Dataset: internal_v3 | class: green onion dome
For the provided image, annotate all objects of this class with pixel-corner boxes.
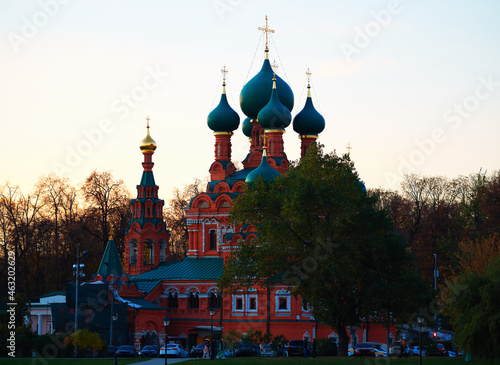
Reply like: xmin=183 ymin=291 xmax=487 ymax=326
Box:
xmin=245 ymin=149 xmax=281 ymax=186
xmin=257 ymin=77 xmax=292 ymax=130
xmin=207 ymin=85 xmax=240 ymax=133
xmin=293 ymin=86 xmax=325 ymax=136
xmin=242 ymin=117 xmax=253 ymax=137
xmin=240 ymin=58 xmax=294 ymax=119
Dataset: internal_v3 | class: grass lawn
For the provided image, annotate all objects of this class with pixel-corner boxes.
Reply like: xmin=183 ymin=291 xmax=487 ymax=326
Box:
xmin=0 ymin=358 xmax=148 ymax=365
xmin=188 ymin=356 xmax=500 ymax=365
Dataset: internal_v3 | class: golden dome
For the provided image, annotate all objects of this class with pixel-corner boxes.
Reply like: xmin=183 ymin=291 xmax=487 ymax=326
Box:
xmin=140 ymin=117 xmax=157 ymax=153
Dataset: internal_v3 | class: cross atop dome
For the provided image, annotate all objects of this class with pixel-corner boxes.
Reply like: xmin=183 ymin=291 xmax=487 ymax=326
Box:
xmin=221 ymin=65 xmax=228 ymax=86
xmin=259 ymin=15 xmax=275 ymax=54
xmin=271 ymin=59 xmax=279 ymax=72
xmin=306 ymin=68 xmax=312 ymax=86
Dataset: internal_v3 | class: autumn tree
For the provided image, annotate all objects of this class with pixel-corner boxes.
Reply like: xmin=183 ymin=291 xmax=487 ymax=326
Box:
xmin=220 ymin=144 xmax=427 ymax=356
xmin=80 ymin=170 xmax=130 ymax=271
xmin=164 ymin=178 xmax=205 ymax=260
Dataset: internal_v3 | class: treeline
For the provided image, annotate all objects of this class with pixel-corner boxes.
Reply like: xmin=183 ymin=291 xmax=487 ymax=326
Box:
xmin=0 ymin=171 xmax=131 ymax=298
xmin=372 ymin=171 xmax=500 ymax=284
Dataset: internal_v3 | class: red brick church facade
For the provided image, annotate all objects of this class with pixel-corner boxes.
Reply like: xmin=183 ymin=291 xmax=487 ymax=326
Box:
xmin=93 ymin=19 xmax=396 ymax=351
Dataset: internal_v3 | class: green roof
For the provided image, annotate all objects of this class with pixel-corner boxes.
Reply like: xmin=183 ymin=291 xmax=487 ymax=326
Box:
xmin=131 ymin=257 xmax=224 ymax=282
xmin=97 ymin=239 xmax=124 ymax=277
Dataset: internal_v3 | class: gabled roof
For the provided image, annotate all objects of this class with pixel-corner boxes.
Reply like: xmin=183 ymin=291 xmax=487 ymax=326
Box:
xmin=96 ymin=239 xmax=124 ymax=277
xmin=131 ymin=257 xmax=224 ymax=282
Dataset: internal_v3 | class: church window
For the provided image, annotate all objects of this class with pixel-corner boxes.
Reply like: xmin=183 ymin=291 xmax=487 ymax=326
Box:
xmin=233 ymin=295 xmax=244 ymax=311
xmin=168 ymin=292 xmax=178 ymax=309
xmin=209 ymin=292 xmax=222 ymax=309
xmin=276 ymin=289 xmax=291 ymax=312
xmin=188 ymin=292 xmax=199 ymax=309
xmin=209 ymin=229 xmax=217 ymax=251
xmin=217 ymin=143 xmax=220 ymax=157
xmin=270 ymin=140 xmax=274 ymax=154
xmin=130 ymin=242 xmax=137 ymax=265
xmin=247 ymin=295 xmax=258 ymax=311
xmin=144 ymin=240 xmax=154 ymax=265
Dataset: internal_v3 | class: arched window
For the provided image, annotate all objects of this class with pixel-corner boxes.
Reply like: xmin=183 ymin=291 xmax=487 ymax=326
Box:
xmin=168 ymin=292 xmax=178 ymax=309
xmin=129 ymin=241 xmax=138 ymax=265
xmin=144 ymin=240 xmax=154 ymax=265
xmin=209 ymin=230 xmax=217 ymax=251
xmin=209 ymin=292 xmax=221 ymax=309
xmin=188 ymin=292 xmax=199 ymax=309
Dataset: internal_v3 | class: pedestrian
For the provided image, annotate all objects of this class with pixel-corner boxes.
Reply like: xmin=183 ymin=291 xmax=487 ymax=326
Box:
xmin=303 ymin=337 xmax=308 ymax=358
xmin=203 ymin=340 xmax=210 ymax=359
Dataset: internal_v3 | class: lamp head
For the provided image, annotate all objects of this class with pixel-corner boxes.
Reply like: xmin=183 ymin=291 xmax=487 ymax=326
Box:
xmin=163 ymin=316 xmax=170 ymax=327
xmin=112 ymin=313 xmax=118 ymax=321
xmin=209 ymin=307 xmax=215 ymax=316
xmin=417 ymin=313 xmax=424 ymax=324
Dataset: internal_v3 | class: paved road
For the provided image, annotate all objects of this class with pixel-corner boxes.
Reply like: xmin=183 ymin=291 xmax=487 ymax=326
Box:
xmin=139 ymin=358 xmax=195 ymax=364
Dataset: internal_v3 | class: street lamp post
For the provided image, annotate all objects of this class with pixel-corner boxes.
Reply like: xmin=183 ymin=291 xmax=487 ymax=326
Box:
xmin=112 ymin=313 xmax=118 ymax=365
xmin=72 ymin=245 xmax=87 ymax=358
xmin=209 ymin=307 xmax=214 ymax=360
xmin=417 ymin=314 xmax=424 ymax=365
xmin=163 ymin=316 xmax=170 ymax=365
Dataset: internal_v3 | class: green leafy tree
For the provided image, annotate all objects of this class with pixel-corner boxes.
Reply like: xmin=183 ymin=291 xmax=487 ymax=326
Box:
xmin=446 ymin=255 xmax=500 ymax=360
xmin=220 ymin=144 xmax=427 ymax=356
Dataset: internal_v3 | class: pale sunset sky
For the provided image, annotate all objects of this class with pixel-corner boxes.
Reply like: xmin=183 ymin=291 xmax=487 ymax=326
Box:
xmin=1 ymin=0 xmax=499 ymax=200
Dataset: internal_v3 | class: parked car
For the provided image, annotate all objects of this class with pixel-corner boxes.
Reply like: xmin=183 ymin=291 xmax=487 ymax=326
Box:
xmin=234 ymin=342 xmax=257 ymax=357
xmin=412 ymin=346 xmax=426 ymax=356
xmin=139 ymin=345 xmax=159 ymax=358
xmin=160 ymin=344 xmax=189 ymax=358
xmin=373 ymin=344 xmax=388 ymax=357
xmin=261 ymin=343 xmax=288 ymax=357
xmin=288 ymin=339 xmax=312 ymax=356
xmin=116 ymin=345 xmax=138 ymax=357
xmin=354 ymin=342 xmax=376 ymax=356
xmin=426 ymin=343 xmax=448 ymax=356
xmin=261 ymin=344 xmax=279 ymax=357
xmin=389 ymin=341 xmax=402 ymax=356
xmin=190 ymin=342 xmax=206 ymax=358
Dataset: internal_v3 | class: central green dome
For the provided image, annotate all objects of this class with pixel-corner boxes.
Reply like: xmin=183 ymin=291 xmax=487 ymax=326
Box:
xmin=240 ymin=58 xmax=294 ymax=119
xmin=245 ymin=150 xmax=281 ymax=186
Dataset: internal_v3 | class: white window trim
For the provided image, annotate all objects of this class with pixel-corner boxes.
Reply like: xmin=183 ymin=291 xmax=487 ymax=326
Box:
xmin=232 ymin=295 xmax=244 ymax=312
xmin=275 ymin=295 xmax=291 ymax=312
xmin=246 ymin=294 xmax=258 ymax=312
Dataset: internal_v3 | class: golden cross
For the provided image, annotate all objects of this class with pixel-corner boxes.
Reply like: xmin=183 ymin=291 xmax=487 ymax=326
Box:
xmin=347 ymin=142 xmax=352 ymax=155
xmin=258 ymin=15 xmax=275 ymax=51
xmin=146 ymin=116 xmax=150 ymax=128
xmin=221 ymin=65 xmax=228 ymax=84
xmin=306 ymin=68 xmax=312 ymax=86
xmin=271 ymin=59 xmax=279 ymax=72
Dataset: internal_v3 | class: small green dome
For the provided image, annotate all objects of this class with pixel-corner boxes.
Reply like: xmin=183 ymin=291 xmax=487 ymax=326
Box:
xmin=293 ymin=91 xmax=325 ymax=135
xmin=242 ymin=117 xmax=253 ymax=137
xmin=207 ymin=90 xmax=240 ymax=133
xmin=245 ymin=150 xmax=281 ymax=186
xmin=240 ymin=58 xmax=294 ymax=119
xmin=257 ymin=80 xmax=292 ymax=130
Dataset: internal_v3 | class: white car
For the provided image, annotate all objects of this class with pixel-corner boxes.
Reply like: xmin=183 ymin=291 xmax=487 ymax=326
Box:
xmin=412 ymin=346 xmax=426 ymax=356
xmin=159 ymin=344 xmax=189 ymax=358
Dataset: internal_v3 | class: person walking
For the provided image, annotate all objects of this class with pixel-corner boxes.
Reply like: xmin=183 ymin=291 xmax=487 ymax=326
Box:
xmin=303 ymin=337 xmax=309 ymax=358
xmin=203 ymin=340 xmax=210 ymax=359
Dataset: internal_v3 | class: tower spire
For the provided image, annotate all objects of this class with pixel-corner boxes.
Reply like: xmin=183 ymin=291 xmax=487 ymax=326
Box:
xmin=347 ymin=142 xmax=352 ymax=156
xmin=221 ymin=65 xmax=228 ymax=93
xmin=306 ymin=67 xmax=312 ymax=97
xmin=258 ymin=15 xmax=275 ymax=57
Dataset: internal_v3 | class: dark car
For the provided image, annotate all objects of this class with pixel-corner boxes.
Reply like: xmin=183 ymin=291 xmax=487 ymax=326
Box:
xmin=426 ymin=343 xmax=448 ymax=356
xmin=190 ymin=343 xmax=206 ymax=358
xmin=234 ymin=342 xmax=257 ymax=357
xmin=139 ymin=345 xmax=159 ymax=358
xmin=354 ymin=343 xmax=376 ymax=357
xmin=288 ymin=340 xmax=312 ymax=356
xmin=116 ymin=345 xmax=138 ymax=357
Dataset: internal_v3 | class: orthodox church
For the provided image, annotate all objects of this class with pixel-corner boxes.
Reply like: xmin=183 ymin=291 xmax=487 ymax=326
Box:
xmin=83 ymin=18 xmax=395 ymax=350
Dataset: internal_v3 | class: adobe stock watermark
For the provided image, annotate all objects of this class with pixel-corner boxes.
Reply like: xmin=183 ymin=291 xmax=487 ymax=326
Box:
xmin=51 ymin=64 xmax=169 ymax=176
xmin=339 ymin=0 xmax=407 ymax=62
xmin=385 ymin=74 xmax=499 ymax=189
xmin=7 ymin=0 xmax=72 ymax=54
xmin=213 ymin=0 xmax=243 ymax=21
